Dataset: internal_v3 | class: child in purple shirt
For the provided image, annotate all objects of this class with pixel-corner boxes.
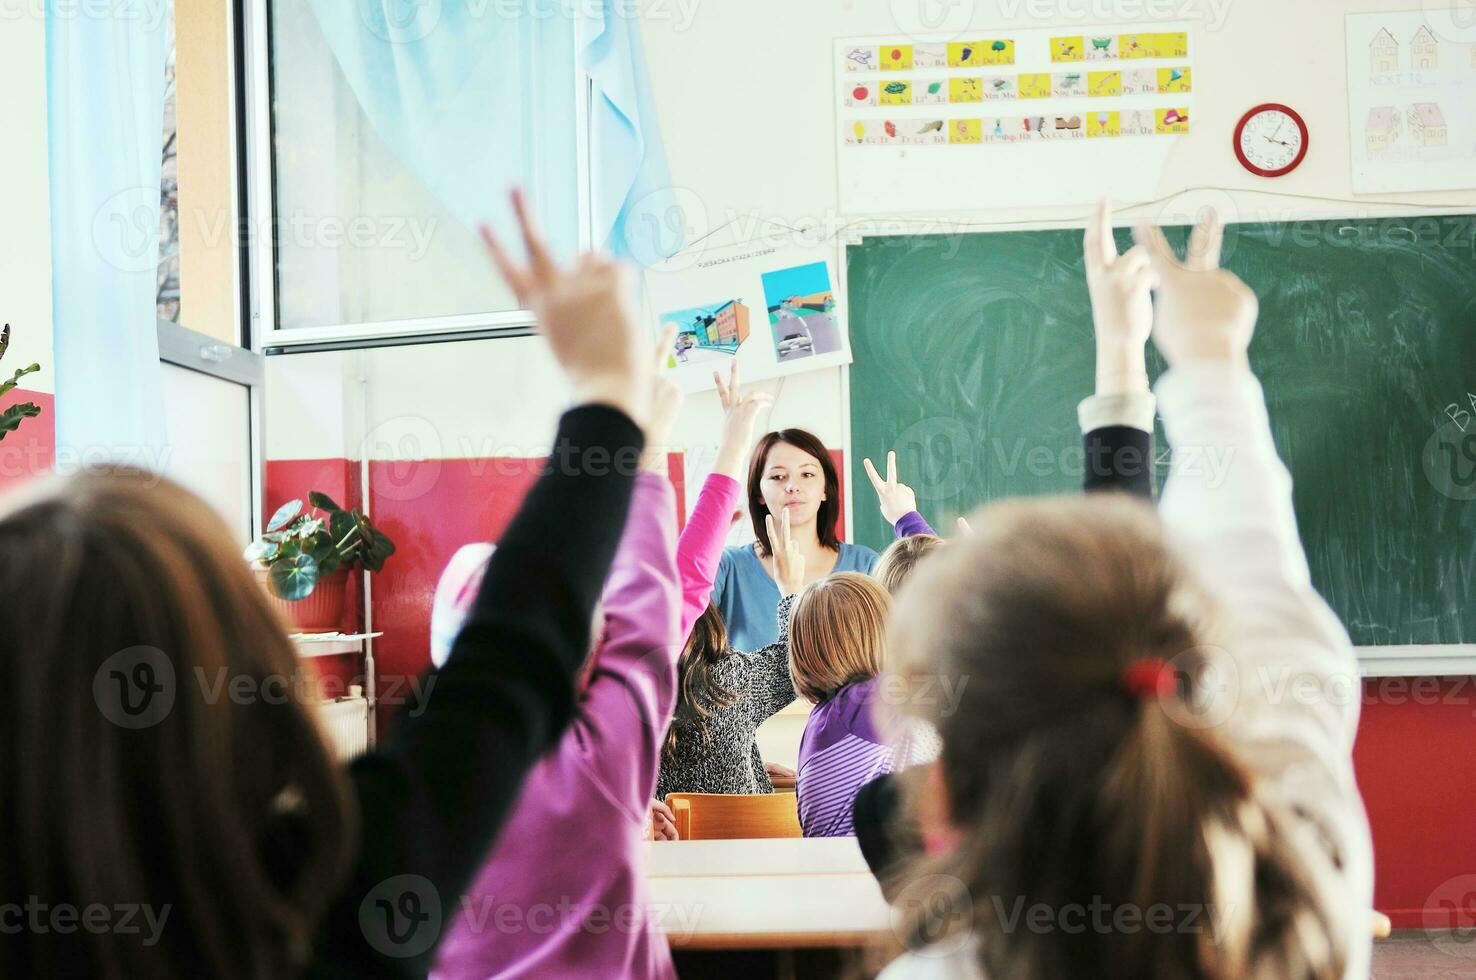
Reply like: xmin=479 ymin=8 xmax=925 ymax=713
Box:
xmin=787 ymin=572 xmax=938 ymax=837
xmin=429 ymin=464 xmax=681 ymax=979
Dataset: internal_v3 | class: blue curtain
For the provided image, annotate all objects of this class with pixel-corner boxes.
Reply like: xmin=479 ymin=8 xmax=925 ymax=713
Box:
xmin=45 ymin=2 xmax=168 ymax=463
xmin=579 ymin=3 xmax=680 ymax=264
xmin=306 ymin=0 xmax=679 ymax=264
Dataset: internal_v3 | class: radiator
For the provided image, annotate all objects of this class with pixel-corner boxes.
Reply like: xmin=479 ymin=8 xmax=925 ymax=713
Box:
xmin=317 ymin=697 xmax=369 ymax=759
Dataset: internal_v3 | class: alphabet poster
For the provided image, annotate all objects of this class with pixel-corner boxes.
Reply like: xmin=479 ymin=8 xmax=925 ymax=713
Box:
xmin=835 ymin=23 xmax=1194 ymax=214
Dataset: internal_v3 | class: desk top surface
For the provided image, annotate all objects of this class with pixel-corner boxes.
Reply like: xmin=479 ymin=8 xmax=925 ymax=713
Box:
xmin=643 ymin=837 xmax=891 ymax=949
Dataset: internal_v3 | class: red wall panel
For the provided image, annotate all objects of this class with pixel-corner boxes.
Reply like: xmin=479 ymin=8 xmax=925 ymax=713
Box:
xmin=1352 ymin=676 xmax=1476 ymax=928
xmin=0 ymin=389 xmax=55 ymax=497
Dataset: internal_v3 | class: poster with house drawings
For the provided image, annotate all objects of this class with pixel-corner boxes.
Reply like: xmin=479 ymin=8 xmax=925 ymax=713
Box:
xmin=1347 ymin=12 xmax=1476 ymax=193
xmin=644 ymin=241 xmax=852 ymax=393
xmin=835 ymin=23 xmax=1194 ymax=213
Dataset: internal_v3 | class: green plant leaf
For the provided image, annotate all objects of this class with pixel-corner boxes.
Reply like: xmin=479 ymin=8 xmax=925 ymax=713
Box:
xmin=266 ymin=499 xmax=303 ymax=532
xmin=243 ymin=539 xmax=278 ymax=564
xmin=0 ymin=324 xmax=9 ymax=363
xmin=0 ymin=402 xmax=41 ymax=442
xmin=360 ymin=529 xmax=397 ymax=573
xmin=269 ymin=553 xmax=319 ymax=600
xmin=277 ymin=538 xmax=302 ymax=560
xmin=0 ymin=363 xmax=40 ymax=401
xmin=308 ymin=490 xmax=344 ymax=513
xmin=329 ymin=510 xmax=357 ymax=544
xmin=296 ymin=517 xmax=326 ymax=540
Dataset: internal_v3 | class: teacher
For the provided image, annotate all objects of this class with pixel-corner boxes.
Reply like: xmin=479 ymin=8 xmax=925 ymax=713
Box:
xmin=711 ymin=427 xmax=879 ymax=651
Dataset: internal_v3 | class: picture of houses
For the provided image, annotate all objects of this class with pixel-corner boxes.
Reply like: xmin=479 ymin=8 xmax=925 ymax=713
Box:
xmin=1370 ymin=27 xmax=1398 ymax=72
xmin=661 ymin=299 xmax=751 ymax=365
xmin=1369 ymin=25 xmax=1442 ymax=73
xmin=1408 ymin=102 xmax=1447 ymax=146
xmin=1411 ymin=25 xmax=1438 ymax=70
xmin=1366 ymin=106 xmax=1401 ymax=155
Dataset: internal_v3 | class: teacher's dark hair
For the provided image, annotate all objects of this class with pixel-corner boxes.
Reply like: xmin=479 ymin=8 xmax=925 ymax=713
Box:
xmin=747 ymin=428 xmax=841 ymax=558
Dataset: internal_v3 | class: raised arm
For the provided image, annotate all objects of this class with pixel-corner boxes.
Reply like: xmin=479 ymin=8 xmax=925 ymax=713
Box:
xmin=863 ymin=451 xmax=937 ymax=537
xmin=577 ymin=460 xmax=681 ymax=809
xmin=1138 ymin=211 xmax=1372 ymax=975
xmin=1082 ymin=198 xmax=1157 ymax=499
xmin=674 ymin=362 xmax=771 ymax=638
xmin=744 ymin=510 xmax=806 ymax=720
xmin=313 ymin=191 xmax=653 ymax=977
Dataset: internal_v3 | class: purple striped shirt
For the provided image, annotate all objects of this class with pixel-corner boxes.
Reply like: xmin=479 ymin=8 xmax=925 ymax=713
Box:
xmin=795 ymin=677 xmax=937 ymax=837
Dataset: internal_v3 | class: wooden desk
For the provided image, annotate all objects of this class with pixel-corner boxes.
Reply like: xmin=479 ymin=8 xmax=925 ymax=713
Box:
xmin=644 ymin=837 xmax=891 ymax=950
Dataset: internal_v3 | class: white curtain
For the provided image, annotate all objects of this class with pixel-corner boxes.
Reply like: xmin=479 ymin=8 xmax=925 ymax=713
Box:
xmin=46 ymin=1 xmax=169 ymax=465
xmin=306 ymin=0 xmax=680 ymax=264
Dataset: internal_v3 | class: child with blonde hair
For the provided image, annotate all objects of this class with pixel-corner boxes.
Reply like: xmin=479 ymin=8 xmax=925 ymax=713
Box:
xmin=788 ymin=565 xmax=937 ymax=837
xmin=878 ymin=210 xmax=1372 ymax=979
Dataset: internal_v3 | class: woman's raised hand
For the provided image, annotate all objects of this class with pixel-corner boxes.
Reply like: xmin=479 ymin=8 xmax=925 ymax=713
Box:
xmin=712 ymin=361 xmax=773 ymax=479
xmin=863 ymin=451 xmax=919 ymax=526
xmin=765 ymin=508 xmax=806 ymax=596
xmin=1134 ymin=209 xmax=1257 ymax=368
xmin=481 ymin=189 xmax=651 ymax=428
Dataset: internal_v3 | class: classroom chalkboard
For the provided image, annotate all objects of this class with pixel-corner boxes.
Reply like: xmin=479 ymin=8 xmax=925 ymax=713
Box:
xmin=846 ymin=216 xmax=1476 ymax=647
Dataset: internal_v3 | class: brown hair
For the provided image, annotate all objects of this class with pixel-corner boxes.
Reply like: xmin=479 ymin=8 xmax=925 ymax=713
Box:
xmin=885 ymin=494 xmax=1341 ymax=980
xmin=665 ymin=602 xmax=739 ymax=761
xmin=0 ymin=470 xmax=356 ymax=979
xmin=788 ymin=572 xmax=890 ymax=704
xmin=746 ymin=429 xmax=840 ymax=558
xmin=874 ymin=533 xmax=944 ymax=595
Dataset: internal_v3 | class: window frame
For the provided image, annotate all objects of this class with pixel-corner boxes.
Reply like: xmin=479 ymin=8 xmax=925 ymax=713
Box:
xmin=240 ymin=0 xmax=595 ymax=350
xmin=155 ymin=0 xmax=265 ymax=542
xmin=157 ymin=317 xmax=266 ymax=544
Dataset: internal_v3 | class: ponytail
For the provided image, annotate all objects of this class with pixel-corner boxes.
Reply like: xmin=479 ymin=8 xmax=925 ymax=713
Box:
xmin=883 ymin=494 xmax=1345 ymax=980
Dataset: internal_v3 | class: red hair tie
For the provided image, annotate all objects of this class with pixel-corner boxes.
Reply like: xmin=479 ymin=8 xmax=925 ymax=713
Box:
xmin=1122 ymin=659 xmax=1175 ymax=700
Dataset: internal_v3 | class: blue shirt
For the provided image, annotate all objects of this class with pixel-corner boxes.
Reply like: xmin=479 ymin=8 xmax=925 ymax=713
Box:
xmin=711 ymin=541 xmax=880 ymax=652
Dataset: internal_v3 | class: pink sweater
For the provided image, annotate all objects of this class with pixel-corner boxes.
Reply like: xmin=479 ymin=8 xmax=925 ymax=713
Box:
xmin=430 ymin=472 xmax=738 ymax=979
xmin=674 ymin=473 xmax=742 ymax=637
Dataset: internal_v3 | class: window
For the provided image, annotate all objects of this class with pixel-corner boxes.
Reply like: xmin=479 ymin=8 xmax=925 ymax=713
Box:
xmin=249 ymin=0 xmax=589 ymax=347
xmin=157 ymin=0 xmax=264 ymax=541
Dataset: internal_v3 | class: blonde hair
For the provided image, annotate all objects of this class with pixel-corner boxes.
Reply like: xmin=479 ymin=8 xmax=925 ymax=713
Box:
xmin=885 ymin=494 xmax=1342 ymax=980
xmin=874 ymin=533 xmax=944 ymax=594
xmin=788 ymin=572 xmax=890 ymax=704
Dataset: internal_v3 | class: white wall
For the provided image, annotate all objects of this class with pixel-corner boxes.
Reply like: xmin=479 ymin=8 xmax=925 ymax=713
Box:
xmin=0 ymin=9 xmax=54 ymax=388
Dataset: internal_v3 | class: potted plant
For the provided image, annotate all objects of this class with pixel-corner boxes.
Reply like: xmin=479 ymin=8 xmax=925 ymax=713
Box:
xmin=244 ymin=491 xmax=396 ymax=631
xmin=0 ymin=324 xmax=42 ymax=443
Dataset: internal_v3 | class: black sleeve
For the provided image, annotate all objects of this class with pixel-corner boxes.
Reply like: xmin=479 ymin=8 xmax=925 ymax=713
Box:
xmin=1082 ymin=424 xmax=1154 ymax=500
xmin=309 ymin=405 xmax=644 ymax=978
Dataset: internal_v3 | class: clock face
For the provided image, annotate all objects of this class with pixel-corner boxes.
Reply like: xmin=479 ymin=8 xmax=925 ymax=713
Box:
xmin=1235 ymin=105 xmax=1308 ymax=177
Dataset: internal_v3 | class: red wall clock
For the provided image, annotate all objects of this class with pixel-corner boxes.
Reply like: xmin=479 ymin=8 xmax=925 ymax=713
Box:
xmin=1234 ymin=103 xmax=1309 ymax=177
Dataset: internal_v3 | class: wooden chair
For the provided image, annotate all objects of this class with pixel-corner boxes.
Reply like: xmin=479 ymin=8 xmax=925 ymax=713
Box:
xmin=664 ymin=792 xmax=803 ymax=840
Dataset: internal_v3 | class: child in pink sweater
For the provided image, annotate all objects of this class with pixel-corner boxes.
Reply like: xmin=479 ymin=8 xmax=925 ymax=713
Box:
xmin=429 ymin=366 xmax=769 ymax=978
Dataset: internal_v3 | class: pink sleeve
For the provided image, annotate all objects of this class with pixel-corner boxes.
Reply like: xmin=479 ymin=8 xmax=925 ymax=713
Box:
xmin=576 ymin=470 xmax=681 ymax=818
xmin=676 ymin=473 xmax=742 ymax=639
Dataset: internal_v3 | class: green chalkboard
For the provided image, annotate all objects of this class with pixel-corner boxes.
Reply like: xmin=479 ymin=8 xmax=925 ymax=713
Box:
xmin=846 ymin=216 xmax=1476 ymax=646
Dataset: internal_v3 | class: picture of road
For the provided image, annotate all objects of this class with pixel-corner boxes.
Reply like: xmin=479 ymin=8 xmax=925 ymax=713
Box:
xmin=760 ymin=261 xmax=842 ymax=363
